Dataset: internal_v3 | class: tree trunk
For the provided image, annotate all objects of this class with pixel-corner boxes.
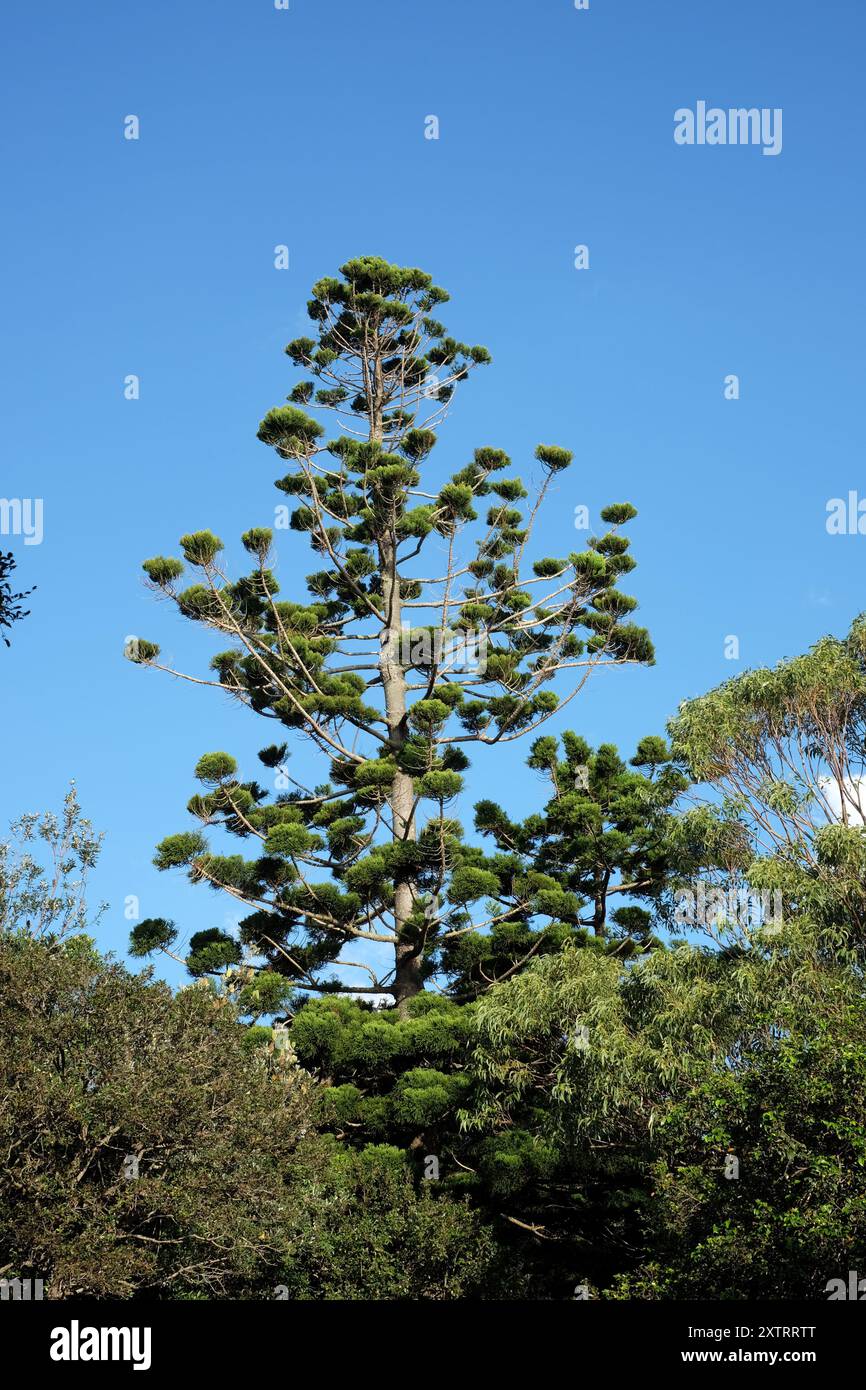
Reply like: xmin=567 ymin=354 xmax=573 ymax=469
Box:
xmin=368 ymin=354 xmax=421 ymax=1011
xmin=379 ymin=537 xmax=420 ymax=1011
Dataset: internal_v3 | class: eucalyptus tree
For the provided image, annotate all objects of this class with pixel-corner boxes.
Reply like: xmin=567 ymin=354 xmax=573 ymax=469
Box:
xmin=667 ymin=614 xmax=866 ymax=947
xmin=463 ymin=918 xmax=866 ymax=1299
xmin=0 ymin=785 xmax=105 ymax=940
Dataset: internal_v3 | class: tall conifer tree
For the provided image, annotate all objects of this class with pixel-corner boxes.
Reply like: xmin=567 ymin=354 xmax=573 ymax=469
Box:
xmin=130 ymin=257 xmax=653 ymax=1009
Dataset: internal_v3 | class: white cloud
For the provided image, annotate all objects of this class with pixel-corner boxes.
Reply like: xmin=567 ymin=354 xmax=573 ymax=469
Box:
xmin=818 ymin=776 xmax=866 ymax=827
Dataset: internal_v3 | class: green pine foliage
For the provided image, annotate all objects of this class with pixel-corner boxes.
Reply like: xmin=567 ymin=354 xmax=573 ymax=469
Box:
xmin=444 ymin=732 xmax=687 ymax=998
xmin=129 ymin=257 xmax=652 ymax=1009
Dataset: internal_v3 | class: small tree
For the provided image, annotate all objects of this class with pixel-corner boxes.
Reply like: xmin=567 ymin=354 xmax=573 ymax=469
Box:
xmin=445 ymin=732 xmax=686 ymax=997
xmin=0 ymin=785 xmax=106 ymax=940
xmin=131 ymin=256 xmax=652 ymax=1009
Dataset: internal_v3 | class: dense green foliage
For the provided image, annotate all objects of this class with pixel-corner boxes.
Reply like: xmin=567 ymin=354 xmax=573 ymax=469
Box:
xmin=0 ymin=800 xmax=526 ymax=1300
xmin=0 ymin=931 xmax=311 ymax=1298
xmin=0 ymin=930 xmax=518 ymax=1300
xmin=465 ymin=922 xmax=866 ymax=1300
xmin=6 ymin=625 xmax=866 ymax=1304
xmin=4 ymin=258 xmax=864 ymax=1302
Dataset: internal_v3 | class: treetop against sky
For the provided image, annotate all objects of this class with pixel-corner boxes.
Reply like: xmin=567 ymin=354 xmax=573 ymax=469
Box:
xmin=127 ymin=256 xmax=654 ymax=1006
xmin=1 ymin=0 xmax=864 ymax=977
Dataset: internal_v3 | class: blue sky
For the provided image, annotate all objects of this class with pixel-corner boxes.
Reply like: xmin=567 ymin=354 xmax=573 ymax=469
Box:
xmin=2 ymin=0 xmax=865 ymax=986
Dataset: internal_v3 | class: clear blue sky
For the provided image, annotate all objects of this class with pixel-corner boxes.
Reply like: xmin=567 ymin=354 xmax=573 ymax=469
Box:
xmin=2 ymin=0 xmax=865 ymax=985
